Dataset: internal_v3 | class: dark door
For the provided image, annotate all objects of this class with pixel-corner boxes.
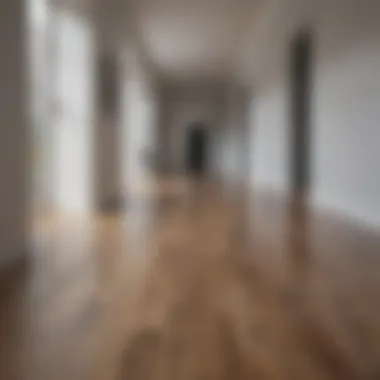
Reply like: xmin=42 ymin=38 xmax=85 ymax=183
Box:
xmin=290 ymin=31 xmax=312 ymax=194
xmin=186 ymin=126 xmax=207 ymax=175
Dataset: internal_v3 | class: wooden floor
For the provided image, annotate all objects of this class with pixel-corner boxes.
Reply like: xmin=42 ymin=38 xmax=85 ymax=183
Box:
xmin=1 ymin=178 xmax=380 ymax=380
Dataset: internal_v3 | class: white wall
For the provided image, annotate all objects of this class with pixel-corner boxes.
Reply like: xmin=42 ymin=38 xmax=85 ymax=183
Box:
xmin=93 ymin=0 xmax=129 ymax=206
xmin=313 ymin=0 xmax=380 ymax=225
xmin=239 ymin=0 xmax=297 ymax=193
xmin=53 ymin=6 xmax=95 ymax=214
xmin=242 ymin=0 xmax=380 ymax=226
xmin=215 ymin=87 xmax=239 ymax=182
xmin=0 ymin=0 xmax=28 ymax=268
xmin=120 ymin=48 xmax=159 ymax=193
xmin=251 ymin=81 xmax=289 ymax=192
xmin=218 ymin=85 xmax=253 ymax=185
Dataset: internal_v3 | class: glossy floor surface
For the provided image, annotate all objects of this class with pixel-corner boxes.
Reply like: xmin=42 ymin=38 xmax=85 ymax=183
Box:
xmin=1 ymin=178 xmax=380 ymax=380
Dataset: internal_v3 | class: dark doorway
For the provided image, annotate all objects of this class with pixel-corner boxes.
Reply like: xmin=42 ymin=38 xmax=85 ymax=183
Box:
xmin=290 ymin=30 xmax=312 ymax=195
xmin=186 ymin=125 xmax=208 ymax=175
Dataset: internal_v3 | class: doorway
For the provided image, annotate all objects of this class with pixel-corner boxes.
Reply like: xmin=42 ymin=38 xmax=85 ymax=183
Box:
xmin=186 ymin=125 xmax=208 ymax=175
xmin=290 ymin=30 xmax=312 ymax=195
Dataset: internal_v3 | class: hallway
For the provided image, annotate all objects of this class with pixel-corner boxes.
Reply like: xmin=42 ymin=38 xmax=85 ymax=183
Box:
xmin=1 ymin=179 xmax=380 ymax=380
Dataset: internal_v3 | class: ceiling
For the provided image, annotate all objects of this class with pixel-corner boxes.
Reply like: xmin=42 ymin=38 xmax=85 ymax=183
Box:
xmin=135 ymin=0 xmax=259 ymax=81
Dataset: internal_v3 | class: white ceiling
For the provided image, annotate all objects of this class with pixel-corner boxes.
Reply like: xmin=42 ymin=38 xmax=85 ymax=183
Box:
xmin=136 ymin=0 xmax=259 ymax=81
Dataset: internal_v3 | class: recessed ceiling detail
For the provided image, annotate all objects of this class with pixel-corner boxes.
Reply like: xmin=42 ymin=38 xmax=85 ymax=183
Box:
xmin=136 ymin=0 xmax=258 ymax=80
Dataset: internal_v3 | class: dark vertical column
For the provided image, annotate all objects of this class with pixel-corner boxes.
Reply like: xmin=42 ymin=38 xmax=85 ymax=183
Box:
xmin=290 ymin=31 xmax=312 ymax=194
xmin=0 ymin=0 xmax=29 ymax=268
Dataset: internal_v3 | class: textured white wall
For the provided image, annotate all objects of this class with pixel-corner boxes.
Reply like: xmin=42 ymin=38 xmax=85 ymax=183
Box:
xmin=120 ymin=49 xmax=158 ymax=192
xmin=251 ymin=81 xmax=289 ymax=192
xmin=92 ymin=0 xmax=159 ymax=202
xmin=0 ymin=0 xmax=28 ymax=268
xmin=242 ymin=0 xmax=295 ymax=193
xmin=221 ymin=86 xmax=253 ymax=185
xmin=53 ymin=8 xmax=95 ymax=213
xmin=244 ymin=0 xmax=380 ymax=226
xmin=312 ymin=0 xmax=380 ymax=225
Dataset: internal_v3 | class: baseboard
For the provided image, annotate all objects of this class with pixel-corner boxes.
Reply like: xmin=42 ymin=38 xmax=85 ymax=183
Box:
xmin=311 ymin=192 xmax=380 ymax=232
